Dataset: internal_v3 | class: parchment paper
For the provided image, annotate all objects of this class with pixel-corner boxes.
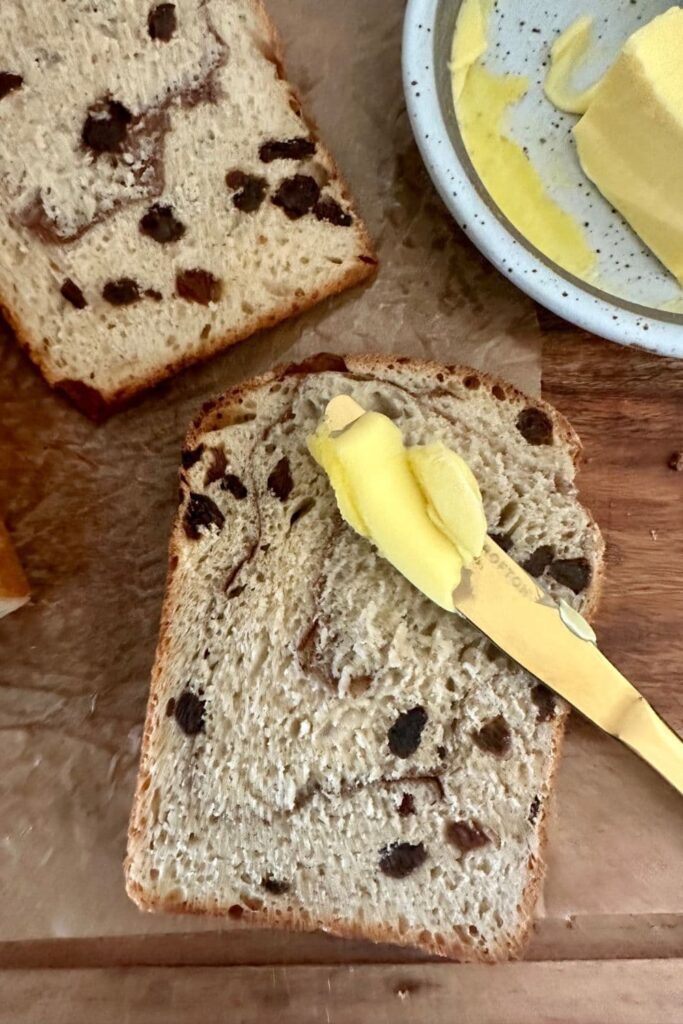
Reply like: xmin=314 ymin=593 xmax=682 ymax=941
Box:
xmin=0 ymin=0 xmax=567 ymax=943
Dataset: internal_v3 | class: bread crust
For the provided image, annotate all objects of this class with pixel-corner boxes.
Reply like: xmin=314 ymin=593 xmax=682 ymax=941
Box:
xmin=125 ymin=353 xmax=604 ymax=963
xmin=0 ymin=521 xmax=30 ymax=618
xmin=0 ymin=1 xmax=377 ymax=421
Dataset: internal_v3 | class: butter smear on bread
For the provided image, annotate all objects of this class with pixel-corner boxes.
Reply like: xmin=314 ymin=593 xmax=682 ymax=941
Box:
xmin=308 ymin=396 xmax=487 ymax=611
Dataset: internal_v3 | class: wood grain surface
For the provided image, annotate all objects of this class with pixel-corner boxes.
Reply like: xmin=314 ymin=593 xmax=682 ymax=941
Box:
xmin=3 ymin=960 xmax=682 ymax=1024
xmin=541 ymin=329 xmax=683 ymax=729
xmin=0 ymin=911 xmax=681 ymax=969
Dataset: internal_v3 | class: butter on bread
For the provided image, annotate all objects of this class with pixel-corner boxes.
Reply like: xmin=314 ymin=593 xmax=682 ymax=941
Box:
xmin=0 ymin=521 xmax=30 ymax=619
xmin=126 ymin=353 xmax=604 ymax=962
xmin=0 ymin=1 xmax=375 ymax=418
xmin=308 ymin=400 xmax=487 ymax=609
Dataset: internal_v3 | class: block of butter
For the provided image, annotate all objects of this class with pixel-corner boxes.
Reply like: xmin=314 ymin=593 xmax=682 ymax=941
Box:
xmin=574 ymin=6 xmax=683 ymax=285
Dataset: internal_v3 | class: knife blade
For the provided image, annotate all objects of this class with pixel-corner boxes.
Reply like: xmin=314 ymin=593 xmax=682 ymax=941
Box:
xmin=454 ymin=537 xmax=683 ymax=795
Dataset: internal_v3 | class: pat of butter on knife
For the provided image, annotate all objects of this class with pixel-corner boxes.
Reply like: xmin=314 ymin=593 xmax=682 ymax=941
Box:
xmin=308 ymin=395 xmax=487 ymax=611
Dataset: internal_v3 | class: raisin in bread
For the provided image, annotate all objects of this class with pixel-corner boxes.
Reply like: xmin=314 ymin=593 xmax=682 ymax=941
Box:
xmin=126 ymin=354 xmax=604 ymax=962
xmin=0 ymin=521 xmax=30 ymax=619
xmin=0 ymin=2 xmax=375 ymax=418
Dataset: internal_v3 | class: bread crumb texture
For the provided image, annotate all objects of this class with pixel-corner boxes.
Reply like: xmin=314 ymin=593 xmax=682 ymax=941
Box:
xmin=0 ymin=1 xmax=375 ymax=408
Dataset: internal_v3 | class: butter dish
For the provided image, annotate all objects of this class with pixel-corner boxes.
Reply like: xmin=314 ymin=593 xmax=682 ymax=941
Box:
xmin=403 ymin=0 xmax=683 ymax=357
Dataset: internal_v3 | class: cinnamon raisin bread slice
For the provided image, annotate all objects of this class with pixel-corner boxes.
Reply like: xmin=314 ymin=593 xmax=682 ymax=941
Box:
xmin=0 ymin=2 xmax=375 ymax=418
xmin=126 ymin=354 xmax=604 ymax=962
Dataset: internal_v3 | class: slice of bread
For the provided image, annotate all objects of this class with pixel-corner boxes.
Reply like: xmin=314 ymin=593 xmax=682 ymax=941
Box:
xmin=126 ymin=354 xmax=604 ymax=962
xmin=0 ymin=521 xmax=30 ymax=619
xmin=0 ymin=2 xmax=375 ymax=418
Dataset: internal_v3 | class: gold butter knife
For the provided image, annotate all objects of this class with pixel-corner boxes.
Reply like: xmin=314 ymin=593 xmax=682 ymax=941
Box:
xmin=454 ymin=537 xmax=683 ymax=795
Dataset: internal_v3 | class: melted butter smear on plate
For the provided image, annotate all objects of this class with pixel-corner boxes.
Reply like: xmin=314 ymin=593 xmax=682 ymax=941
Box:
xmin=451 ymin=0 xmax=596 ymax=280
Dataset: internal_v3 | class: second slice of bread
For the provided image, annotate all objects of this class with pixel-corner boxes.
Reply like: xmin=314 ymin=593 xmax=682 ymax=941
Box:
xmin=126 ymin=353 xmax=603 ymax=961
xmin=0 ymin=1 xmax=375 ymax=417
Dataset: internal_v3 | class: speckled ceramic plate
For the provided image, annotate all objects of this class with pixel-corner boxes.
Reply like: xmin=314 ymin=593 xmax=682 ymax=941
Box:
xmin=403 ymin=0 xmax=683 ymax=357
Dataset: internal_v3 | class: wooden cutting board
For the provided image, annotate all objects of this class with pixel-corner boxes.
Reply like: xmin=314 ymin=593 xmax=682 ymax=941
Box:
xmin=542 ymin=321 xmax=683 ymax=732
xmin=2 ymin=325 xmax=682 ymax=1024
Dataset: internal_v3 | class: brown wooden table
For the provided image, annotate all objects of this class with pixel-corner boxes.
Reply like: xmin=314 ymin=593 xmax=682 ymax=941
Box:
xmin=2 ymin=322 xmax=682 ymax=1024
